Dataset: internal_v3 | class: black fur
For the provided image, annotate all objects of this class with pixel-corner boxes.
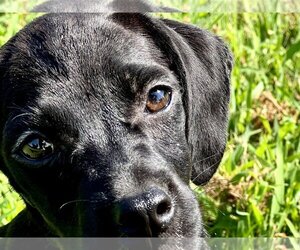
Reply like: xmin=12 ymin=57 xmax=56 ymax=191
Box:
xmin=0 ymin=7 xmax=232 ymax=246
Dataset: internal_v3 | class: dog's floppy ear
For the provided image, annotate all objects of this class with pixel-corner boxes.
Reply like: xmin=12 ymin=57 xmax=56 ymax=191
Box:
xmin=161 ymin=19 xmax=233 ymax=185
xmin=131 ymin=16 xmax=232 ymax=185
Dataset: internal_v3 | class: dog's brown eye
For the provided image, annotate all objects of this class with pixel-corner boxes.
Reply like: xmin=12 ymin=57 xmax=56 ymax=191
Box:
xmin=21 ymin=137 xmax=54 ymax=160
xmin=146 ymin=87 xmax=171 ymax=113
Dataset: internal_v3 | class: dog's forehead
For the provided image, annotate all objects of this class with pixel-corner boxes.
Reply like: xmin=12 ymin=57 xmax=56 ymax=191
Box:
xmin=0 ymin=13 xmax=177 ymax=142
xmin=16 ymin=13 xmax=156 ymax=58
xmin=3 ymin=14 xmax=170 ymax=117
xmin=12 ymin=13 xmax=163 ymax=79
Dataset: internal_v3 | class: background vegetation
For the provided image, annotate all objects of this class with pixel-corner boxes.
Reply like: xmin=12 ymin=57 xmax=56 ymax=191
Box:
xmin=0 ymin=0 xmax=299 ymax=237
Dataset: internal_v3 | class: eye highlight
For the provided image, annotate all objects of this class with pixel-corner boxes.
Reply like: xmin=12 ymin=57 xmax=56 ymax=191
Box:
xmin=21 ymin=137 xmax=54 ymax=160
xmin=146 ymin=86 xmax=172 ymax=113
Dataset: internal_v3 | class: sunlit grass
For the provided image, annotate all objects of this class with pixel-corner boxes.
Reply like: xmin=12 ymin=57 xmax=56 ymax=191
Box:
xmin=184 ymin=12 xmax=300 ymax=237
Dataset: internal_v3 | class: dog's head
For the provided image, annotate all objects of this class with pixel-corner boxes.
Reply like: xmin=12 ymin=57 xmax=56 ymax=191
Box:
xmin=0 ymin=12 xmax=232 ymax=239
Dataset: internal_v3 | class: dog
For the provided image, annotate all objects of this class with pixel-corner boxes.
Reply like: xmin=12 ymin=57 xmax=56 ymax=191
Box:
xmin=0 ymin=0 xmax=232 ymax=247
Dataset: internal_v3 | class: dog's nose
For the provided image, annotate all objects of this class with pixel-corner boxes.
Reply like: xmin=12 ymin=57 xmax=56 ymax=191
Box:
xmin=115 ymin=188 xmax=174 ymax=236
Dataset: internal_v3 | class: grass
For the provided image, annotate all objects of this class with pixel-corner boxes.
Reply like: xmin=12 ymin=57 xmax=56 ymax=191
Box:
xmin=0 ymin=1 xmax=299 ymax=237
xmin=184 ymin=12 xmax=300 ymax=237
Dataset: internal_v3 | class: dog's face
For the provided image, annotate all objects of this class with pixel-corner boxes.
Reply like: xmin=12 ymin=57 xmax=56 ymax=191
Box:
xmin=0 ymin=13 xmax=232 ymax=239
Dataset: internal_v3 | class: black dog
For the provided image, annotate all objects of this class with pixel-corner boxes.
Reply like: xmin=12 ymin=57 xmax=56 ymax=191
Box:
xmin=0 ymin=0 xmax=232 ymax=246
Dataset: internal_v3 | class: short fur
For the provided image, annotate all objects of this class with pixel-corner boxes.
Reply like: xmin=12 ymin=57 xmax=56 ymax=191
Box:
xmin=0 ymin=5 xmax=232 ymax=247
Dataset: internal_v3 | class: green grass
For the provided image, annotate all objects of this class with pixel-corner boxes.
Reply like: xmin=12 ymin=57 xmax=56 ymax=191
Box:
xmin=185 ymin=13 xmax=300 ymax=237
xmin=0 ymin=1 xmax=299 ymax=237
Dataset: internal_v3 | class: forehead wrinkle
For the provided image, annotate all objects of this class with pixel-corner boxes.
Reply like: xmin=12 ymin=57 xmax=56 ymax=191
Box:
xmin=35 ymin=93 xmax=106 ymax=137
xmin=119 ymin=63 xmax=172 ymax=91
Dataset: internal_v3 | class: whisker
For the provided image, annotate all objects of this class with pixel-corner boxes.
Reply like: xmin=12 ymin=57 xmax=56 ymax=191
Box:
xmin=192 ymin=160 xmax=221 ymax=184
xmin=195 ymin=177 xmax=241 ymax=193
xmin=10 ymin=113 xmax=32 ymax=122
xmin=192 ymin=151 xmax=222 ymax=165
xmin=59 ymin=199 xmax=93 ymax=210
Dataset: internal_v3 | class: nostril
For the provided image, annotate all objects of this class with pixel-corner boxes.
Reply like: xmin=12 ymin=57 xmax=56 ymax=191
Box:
xmin=156 ymin=199 xmax=172 ymax=216
xmin=149 ymin=190 xmax=174 ymax=232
